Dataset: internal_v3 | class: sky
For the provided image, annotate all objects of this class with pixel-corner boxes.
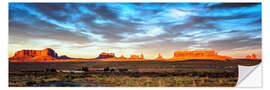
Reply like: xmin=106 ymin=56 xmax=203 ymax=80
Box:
xmin=8 ymin=3 xmax=262 ymax=59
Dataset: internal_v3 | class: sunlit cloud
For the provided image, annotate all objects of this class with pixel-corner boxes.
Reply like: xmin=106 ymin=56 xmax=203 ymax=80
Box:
xmin=167 ymin=9 xmax=197 ymax=17
xmin=135 ymin=26 xmax=166 ymax=37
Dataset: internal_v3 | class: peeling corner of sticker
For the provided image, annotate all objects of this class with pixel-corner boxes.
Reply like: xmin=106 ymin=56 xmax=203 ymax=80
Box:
xmin=236 ymin=63 xmax=262 ymax=87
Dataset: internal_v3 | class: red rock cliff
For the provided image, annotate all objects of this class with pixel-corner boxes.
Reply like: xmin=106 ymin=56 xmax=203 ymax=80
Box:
xmin=96 ymin=52 xmax=115 ymax=59
xmin=170 ymin=50 xmax=232 ymax=60
xmin=129 ymin=54 xmax=144 ymax=60
xmin=9 ymin=48 xmax=59 ymax=60
xmin=245 ymin=53 xmax=257 ymax=59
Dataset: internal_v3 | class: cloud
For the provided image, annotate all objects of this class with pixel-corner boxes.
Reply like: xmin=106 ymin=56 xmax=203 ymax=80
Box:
xmin=9 ymin=3 xmax=262 ymax=58
xmin=207 ymin=3 xmax=260 ymax=9
xmin=205 ymin=36 xmax=261 ymax=51
xmin=167 ymin=9 xmax=197 ymax=17
xmin=9 ymin=18 xmax=92 ymax=44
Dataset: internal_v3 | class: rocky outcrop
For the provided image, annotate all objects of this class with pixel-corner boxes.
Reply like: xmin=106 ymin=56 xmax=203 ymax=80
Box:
xmin=129 ymin=54 xmax=144 ymax=60
xmin=96 ymin=52 xmax=115 ymax=59
xmin=246 ymin=53 xmax=257 ymax=59
xmin=170 ymin=50 xmax=232 ymax=60
xmin=130 ymin=55 xmax=140 ymax=59
xmin=9 ymin=48 xmax=70 ymax=61
xmin=155 ymin=53 xmax=165 ymax=60
xmin=118 ymin=55 xmax=127 ymax=59
xmin=58 ymin=55 xmax=71 ymax=59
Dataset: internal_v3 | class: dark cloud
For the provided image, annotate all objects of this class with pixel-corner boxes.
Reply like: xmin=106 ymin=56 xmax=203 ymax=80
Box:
xmin=207 ymin=3 xmax=260 ymax=9
xmin=170 ymin=16 xmax=220 ymax=31
xmin=227 ymin=30 xmax=239 ymax=33
xmin=76 ymin=13 xmax=142 ymax=42
xmin=205 ymin=36 xmax=261 ymax=51
xmin=170 ymin=12 xmax=258 ymax=32
xmin=9 ymin=19 xmax=92 ymax=44
xmin=92 ymin=5 xmax=119 ymax=19
xmin=78 ymin=18 xmax=140 ymax=42
xmin=24 ymin=3 xmax=72 ymax=22
xmin=247 ymin=18 xmax=262 ymax=25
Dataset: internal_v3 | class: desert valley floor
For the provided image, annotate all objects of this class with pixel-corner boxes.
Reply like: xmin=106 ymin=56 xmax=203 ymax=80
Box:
xmin=9 ymin=60 xmax=261 ymax=87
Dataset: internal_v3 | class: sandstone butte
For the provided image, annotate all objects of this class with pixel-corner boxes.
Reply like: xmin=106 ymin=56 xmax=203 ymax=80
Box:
xmin=9 ymin=48 xmax=260 ymax=62
xmin=96 ymin=52 xmax=116 ymax=59
xmin=245 ymin=53 xmax=260 ymax=60
xmin=155 ymin=53 xmax=165 ymax=60
xmin=168 ymin=50 xmax=233 ymax=60
xmin=9 ymin=48 xmax=71 ymax=62
xmin=97 ymin=53 xmax=145 ymax=61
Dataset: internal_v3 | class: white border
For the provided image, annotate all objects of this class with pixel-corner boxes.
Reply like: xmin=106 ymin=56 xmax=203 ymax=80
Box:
xmin=3 ymin=0 xmax=269 ymax=89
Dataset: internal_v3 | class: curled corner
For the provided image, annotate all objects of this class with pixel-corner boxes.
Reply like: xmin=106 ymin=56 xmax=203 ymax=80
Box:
xmin=236 ymin=63 xmax=262 ymax=87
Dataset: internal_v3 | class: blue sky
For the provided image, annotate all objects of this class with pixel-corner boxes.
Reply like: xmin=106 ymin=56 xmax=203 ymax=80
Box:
xmin=8 ymin=3 xmax=262 ymax=59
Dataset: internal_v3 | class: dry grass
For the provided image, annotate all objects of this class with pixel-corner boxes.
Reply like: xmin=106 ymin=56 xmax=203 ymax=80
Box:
xmin=9 ymin=71 xmax=237 ymax=87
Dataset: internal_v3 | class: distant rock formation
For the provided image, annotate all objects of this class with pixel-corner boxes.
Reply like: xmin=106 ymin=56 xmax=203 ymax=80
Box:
xmin=96 ymin=52 xmax=115 ymax=59
xmin=252 ymin=53 xmax=257 ymax=59
xmin=246 ymin=53 xmax=257 ymax=59
xmin=130 ymin=55 xmax=139 ymax=59
xmin=245 ymin=55 xmax=252 ymax=59
xmin=118 ymin=55 xmax=127 ymax=59
xmin=155 ymin=53 xmax=165 ymax=60
xmin=129 ymin=54 xmax=144 ymax=60
xmin=170 ymin=50 xmax=232 ymax=60
xmin=140 ymin=54 xmax=144 ymax=59
xmin=9 ymin=48 xmax=71 ymax=61
xmin=58 ymin=55 xmax=71 ymax=59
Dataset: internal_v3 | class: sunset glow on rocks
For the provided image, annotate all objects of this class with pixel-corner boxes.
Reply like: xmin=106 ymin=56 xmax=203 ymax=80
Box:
xmin=9 ymin=48 xmax=260 ymax=62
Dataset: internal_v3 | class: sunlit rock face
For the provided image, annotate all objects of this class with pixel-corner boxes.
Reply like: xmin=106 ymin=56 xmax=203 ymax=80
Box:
xmin=130 ymin=55 xmax=140 ymax=59
xmin=245 ymin=53 xmax=257 ymax=59
xmin=129 ymin=54 xmax=144 ymax=60
xmin=170 ymin=50 xmax=232 ymax=60
xmin=9 ymin=48 xmax=59 ymax=60
xmin=155 ymin=53 xmax=165 ymax=60
xmin=96 ymin=52 xmax=115 ymax=59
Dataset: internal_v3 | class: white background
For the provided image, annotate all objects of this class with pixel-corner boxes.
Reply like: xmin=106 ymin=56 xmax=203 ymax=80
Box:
xmin=1 ymin=0 xmax=269 ymax=90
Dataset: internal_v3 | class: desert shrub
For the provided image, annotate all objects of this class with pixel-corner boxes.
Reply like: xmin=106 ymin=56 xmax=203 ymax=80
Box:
xmin=104 ymin=67 xmax=115 ymax=71
xmin=45 ymin=68 xmax=57 ymax=72
xmin=25 ymin=80 xmax=36 ymax=86
xmin=82 ymin=67 xmax=89 ymax=72
xmin=119 ymin=68 xmax=128 ymax=72
xmin=104 ymin=67 xmax=110 ymax=71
